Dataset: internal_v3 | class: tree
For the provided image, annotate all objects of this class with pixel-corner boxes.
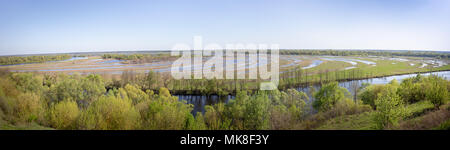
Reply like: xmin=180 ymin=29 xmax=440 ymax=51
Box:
xmin=10 ymin=73 xmax=43 ymax=94
xmin=80 ymin=74 xmax=106 ymax=105
xmin=373 ymin=85 xmax=409 ymax=129
xmin=313 ymin=82 xmax=350 ymax=112
xmin=243 ymin=92 xmax=270 ymax=130
xmin=48 ymin=100 xmax=80 ymax=129
xmin=397 ymin=75 xmax=425 ymax=104
xmin=13 ymin=92 xmax=43 ymax=123
xmin=119 ymin=84 xmax=149 ymax=105
xmin=77 ymin=95 xmax=141 ymax=130
xmin=145 ymin=71 xmax=157 ymax=90
xmin=141 ymin=87 xmax=193 ymax=130
xmin=51 ymin=75 xmax=83 ymax=104
xmin=423 ymin=75 xmax=448 ymax=109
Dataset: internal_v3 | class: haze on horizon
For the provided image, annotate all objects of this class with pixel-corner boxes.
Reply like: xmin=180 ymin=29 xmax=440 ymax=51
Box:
xmin=1 ymin=0 xmax=450 ymax=56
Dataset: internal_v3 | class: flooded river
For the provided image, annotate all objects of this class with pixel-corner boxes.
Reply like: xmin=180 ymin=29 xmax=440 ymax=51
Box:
xmin=178 ymin=71 xmax=450 ymax=115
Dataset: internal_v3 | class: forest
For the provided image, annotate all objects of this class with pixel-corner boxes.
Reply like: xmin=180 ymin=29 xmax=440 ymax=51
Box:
xmin=0 ymin=69 xmax=448 ymax=130
xmin=0 ymin=55 xmax=71 ymax=65
xmin=279 ymin=50 xmax=449 ymax=58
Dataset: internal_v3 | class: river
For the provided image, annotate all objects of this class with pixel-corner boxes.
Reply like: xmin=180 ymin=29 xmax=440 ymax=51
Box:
xmin=177 ymin=71 xmax=450 ymax=115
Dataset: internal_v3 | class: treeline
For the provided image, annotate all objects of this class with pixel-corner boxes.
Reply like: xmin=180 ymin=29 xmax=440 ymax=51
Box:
xmin=280 ymin=50 xmax=449 ymax=58
xmin=0 ymin=71 xmax=447 ymax=130
xmin=0 ymin=55 xmax=72 ymax=65
xmin=111 ymin=66 xmax=442 ymax=96
xmin=102 ymin=53 xmax=179 ymax=64
xmin=279 ymin=67 xmax=372 ymax=89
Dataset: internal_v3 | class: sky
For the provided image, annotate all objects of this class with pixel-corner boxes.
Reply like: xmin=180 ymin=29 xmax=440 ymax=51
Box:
xmin=0 ymin=0 xmax=450 ymax=55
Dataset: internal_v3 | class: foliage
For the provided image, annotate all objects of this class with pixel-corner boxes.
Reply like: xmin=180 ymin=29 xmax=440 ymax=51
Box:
xmin=0 ymin=71 xmax=448 ymax=130
xmin=313 ymin=82 xmax=350 ymax=112
xmin=0 ymin=54 xmax=71 ymax=65
xmin=48 ymin=74 xmax=105 ymax=107
xmin=140 ymin=88 xmax=193 ymax=130
xmin=373 ymin=84 xmax=409 ymax=129
xmin=48 ymin=100 xmax=80 ymax=129
xmin=77 ymin=95 xmax=140 ymax=130
xmin=12 ymin=92 xmax=44 ymax=123
xmin=397 ymin=75 xmax=449 ymax=108
xmin=422 ymin=76 xmax=448 ymax=108
xmin=359 ymin=80 xmax=399 ymax=109
xmin=10 ymin=73 xmax=43 ymax=94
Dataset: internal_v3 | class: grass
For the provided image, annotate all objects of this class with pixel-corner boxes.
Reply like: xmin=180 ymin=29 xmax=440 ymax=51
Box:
xmin=0 ymin=111 xmax=53 ymax=130
xmin=0 ymin=118 xmax=54 ymax=130
xmin=316 ymin=101 xmax=440 ymax=130
xmin=316 ymin=111 xmax=376 ymax=130
xmin=396 ymin=103 xmax=450 ymax=130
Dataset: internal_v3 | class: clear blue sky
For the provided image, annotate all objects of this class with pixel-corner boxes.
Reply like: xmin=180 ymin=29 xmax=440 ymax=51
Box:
xmin=1 ymin=0 xmax=449 ymax=55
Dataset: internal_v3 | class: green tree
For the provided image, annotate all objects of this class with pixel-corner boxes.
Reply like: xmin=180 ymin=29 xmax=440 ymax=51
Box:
xmin=313 ymin=82 xmax=350 ymax=112
xmin=243 ymin=92 xmax=270 ymax=130
xmin=77 ymin=95 xmax=141 ymax=130
xmin=141 ymin=87 xmax=193 ymax=130
xmin=13 ymin=92 xmax=44 ymax=123
xmin=373 ymin=85 xmax=409 ymax=129
xmin=10 ymin=73 xmax=43 ymax=94
xmin=423 ymin=75 xmax=449 ymax=109
xmin=48 ymin=100 xmax=80 ymax=129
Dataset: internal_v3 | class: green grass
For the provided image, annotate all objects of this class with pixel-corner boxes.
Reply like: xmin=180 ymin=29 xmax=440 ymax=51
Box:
xmin=405 ymin=101 xmax=435 ymax=118
xmin=316 ymin=111 xmax=376 ymax=130
xmin=316 ymin=101 xmax=436 ymax=130
xmin=0 ymin=116 xmax=53 ymax=130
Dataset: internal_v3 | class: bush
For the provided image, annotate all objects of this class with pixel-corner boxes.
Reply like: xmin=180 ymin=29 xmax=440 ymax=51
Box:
xmin=359 ymin=84 xmax=386 ymax=109
xmin=204 ymin=103 xmax=231 ymax=130
xmin=80 ymin=74 xmax=106 ymax=105
xmin=10 ymin=73 xmax=43 ymax=93
xmin=48 ymin=100 xmax=80 ymax=129
xmin=313 ymin=82 xmax=350 ymax=112
xmin=77 ymin=95 xmax=140 ymax=130
xmin=243 ymin=93 xmax=270 ymax=130
xmin=422 ymin=76 xmax=448 ymax=109
xmin=119 ymin=84 xmax=149 ymax=104
xmin=141 ymin=88 xmax=193 ymax=130
xmin=12 ymin=92 xmax=44 ymax=123
xmin=397 ymin=75 xmax=426 ymax=104
xmin=373 ymin=85 xmax=409 ymax=129
xmin=191 ymin=113 xmax=207 ymax=130
xmin=0 ymin=78 xmax=19 ymax=119
xmin=270 ymin=105 xmax=293 ymax=129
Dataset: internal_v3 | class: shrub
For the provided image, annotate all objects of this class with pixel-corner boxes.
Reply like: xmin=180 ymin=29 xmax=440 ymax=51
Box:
xmin=422 ymin=76 xmax=448 ymax=109
xmin=141 ymin=88 xmax=193 ymax=130
xmin=359 ymin=84 xmax=386 ymax=109
xmin=77 ymin=95 xmax=140 ymax=130
xmin=50 ymin=74 xmax=106 ymax=107
xmin=313 ymin=82 xmax=350 ymax=112
xmin=397 ymin=76 xmax=426 ymax=104
xmin=119 ymin=84 xmax=149 ymax=104
xmin=80 ymin=74 xmax=106 ymax=105
xmin=10 ymin=73 xmax=43 ymax=93
xmin=48 ymin=100 xmax=80 ymax=129
xmin=190 ymin=113 xmax=207 ymax=130
xmin=204 ymin=102 xmax=233 ymax=130
xmin=373 ymin=85 xmax=409 ymax=129
xmin=12 ymin=92 xmax=44 ymax=123
xmin=243 ymin=93 xmax=270 ymax=130
xmin=270 ymin=105 xmax=292 ymax=129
